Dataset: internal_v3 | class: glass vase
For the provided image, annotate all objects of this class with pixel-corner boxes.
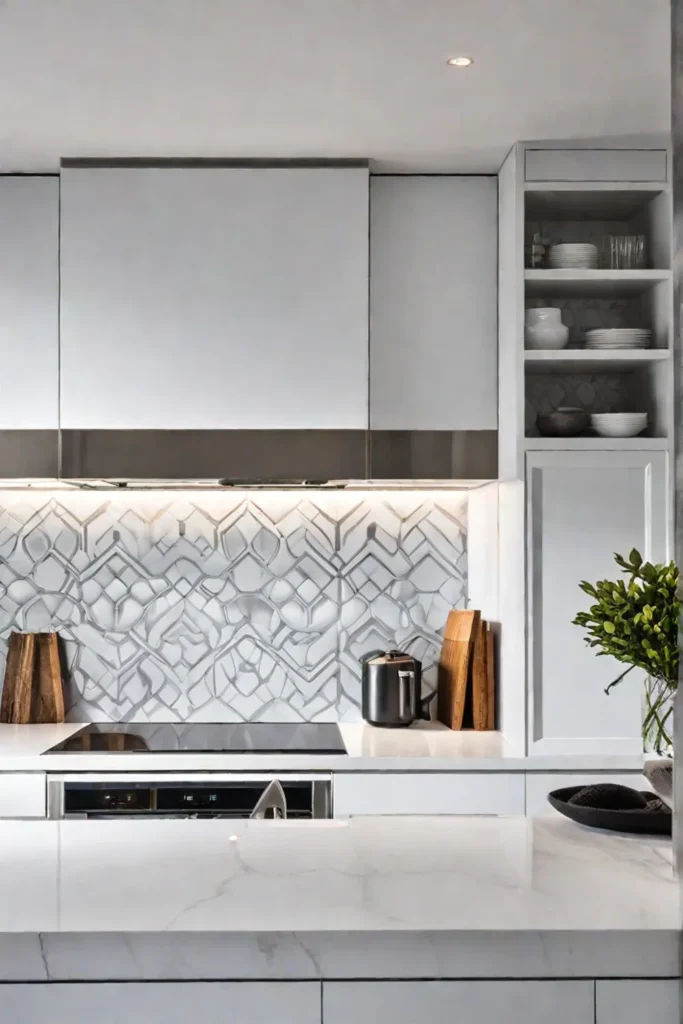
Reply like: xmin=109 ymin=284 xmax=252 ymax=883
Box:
xmin=643 ymin=676 xmax=674 ymax=756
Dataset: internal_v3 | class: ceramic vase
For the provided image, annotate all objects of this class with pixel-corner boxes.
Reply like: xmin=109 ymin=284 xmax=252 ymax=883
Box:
xmin=524 ymin=307 xmax=569 ymax=350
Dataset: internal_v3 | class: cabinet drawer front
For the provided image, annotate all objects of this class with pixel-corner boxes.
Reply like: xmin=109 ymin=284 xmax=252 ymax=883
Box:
xmin=0 ymin=774 xmax=46 ymax=818
xmin=0 ymin=982 xmax=320 ymax=1024
xmin=333 ymin=773 xmax=524 ymax=816
xmin=324 ymin=981 xmax=594 ymax=1024
xmin=596 ymin=980 xmax=681 ymax=1024
xmin=525 ymin=148 xmax=668 ymax=182
xmin=526 ymin=773 xmax=649 ymax=817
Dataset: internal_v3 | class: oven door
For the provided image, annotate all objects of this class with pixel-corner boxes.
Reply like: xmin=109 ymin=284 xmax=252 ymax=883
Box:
xmin=47 ymin=773 xmax=332 ymax=819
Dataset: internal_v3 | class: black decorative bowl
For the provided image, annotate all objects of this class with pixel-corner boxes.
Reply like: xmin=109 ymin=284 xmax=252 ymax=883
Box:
xmin=547 ymin=784 xmax=672 ymax=836
xmin=536 ymin=408 xmax=589 ymax=437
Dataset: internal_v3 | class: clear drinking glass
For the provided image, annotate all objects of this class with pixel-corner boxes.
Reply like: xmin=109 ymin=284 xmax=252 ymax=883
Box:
xmin=607 ymin=234 xmax=646 ymax=269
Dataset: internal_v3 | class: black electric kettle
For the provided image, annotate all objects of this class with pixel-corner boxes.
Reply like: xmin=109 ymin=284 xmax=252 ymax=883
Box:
xmin=360 ymin=649 xmax=435 ymax=728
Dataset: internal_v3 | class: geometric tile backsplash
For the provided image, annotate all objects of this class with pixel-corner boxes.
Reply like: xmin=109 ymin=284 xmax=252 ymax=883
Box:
xmin=0 ymin=491 xmax=467 ymax=722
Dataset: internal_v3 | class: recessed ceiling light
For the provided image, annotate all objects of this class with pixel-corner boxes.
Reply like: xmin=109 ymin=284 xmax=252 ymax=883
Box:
xmin=447 ymin=56 xmax=473 ymax=67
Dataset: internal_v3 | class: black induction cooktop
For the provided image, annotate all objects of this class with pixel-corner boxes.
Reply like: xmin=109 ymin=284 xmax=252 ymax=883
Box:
xmin=45 ymin=723 xmax=348 ymax=755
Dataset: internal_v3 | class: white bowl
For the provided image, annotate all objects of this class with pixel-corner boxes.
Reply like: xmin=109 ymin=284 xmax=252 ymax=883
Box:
xmin=590 ymin=413 xmax=648 ymax=438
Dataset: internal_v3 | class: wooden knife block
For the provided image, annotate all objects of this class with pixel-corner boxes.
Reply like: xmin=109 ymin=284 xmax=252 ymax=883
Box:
xmin=0 ymin=632 xmax=65 ymax=724
xmin=437 ymin=610 xmax=495 ymax=731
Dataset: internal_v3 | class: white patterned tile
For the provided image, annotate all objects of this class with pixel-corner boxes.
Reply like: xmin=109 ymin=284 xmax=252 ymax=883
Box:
xmin=0 ymin=492 xmax=468 ymax=720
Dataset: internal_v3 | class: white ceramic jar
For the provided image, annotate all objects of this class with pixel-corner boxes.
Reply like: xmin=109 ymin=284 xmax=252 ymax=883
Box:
xmin=524 ymin=307 xmax=569 ymax=350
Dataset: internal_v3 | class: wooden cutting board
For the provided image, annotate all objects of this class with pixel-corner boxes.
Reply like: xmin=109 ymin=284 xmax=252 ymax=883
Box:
xmin=0 ymin=631 xmax=65 ymax=724
xmin=34 ymin=633 xmax=65 ymax=724
xmin=471 ymin=617 xmax=489 ymax=730
xmin=486 ymin=625 xmax=496 ymax=730
xmin=0 ymin=632 xmax=37 ymax=724
xmin=437 ymin=610 xmax=480 ymax=730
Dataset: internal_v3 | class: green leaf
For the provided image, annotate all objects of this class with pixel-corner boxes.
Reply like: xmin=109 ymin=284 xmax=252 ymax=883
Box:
xmin=603 ymin=621 xmax=615 ymax=634
xmin=629 ymin=548 xmax=643 ymax=569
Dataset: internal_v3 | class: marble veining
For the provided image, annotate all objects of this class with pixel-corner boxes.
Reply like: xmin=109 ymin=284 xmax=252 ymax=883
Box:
xmin=0 ymin=491 xmax=467 ymax=723
xmin=0 ymin=816 xmax=677 ymax=981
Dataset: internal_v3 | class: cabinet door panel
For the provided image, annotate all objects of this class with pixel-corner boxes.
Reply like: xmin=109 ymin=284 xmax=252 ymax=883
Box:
xmin=0 ymin=177 xmax=58 ymax=429
xmin=323 ymin=981 xmax=593 ymax=1024
xmin=60 ymin=166 xmax=368 ymax=429
xmin=596 ymin=980 xmax=680 ymax=1024
xmin=0 ymin=981 xmax=320 ymax=1024
xmin=527 ymin=450 xmax=668 ymax=755
xmin=370 ymin=176 xmax=497 ymax=430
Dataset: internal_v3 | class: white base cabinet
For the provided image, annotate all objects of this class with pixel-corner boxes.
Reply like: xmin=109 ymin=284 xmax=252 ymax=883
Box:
xmin=2 ymin=979 xmax=678 ymax=1023
xmin=0 ymin=982 xmax=319 ymax=1024
xmin=323 ymin=981 xmax=594 ymax=1024
xmin=595 ymin=980 xmax=680 ymax=1024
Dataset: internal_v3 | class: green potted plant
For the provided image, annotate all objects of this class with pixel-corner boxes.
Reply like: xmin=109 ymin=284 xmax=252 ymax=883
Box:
xmin=573 ymin=549 xmax=679 ymax=755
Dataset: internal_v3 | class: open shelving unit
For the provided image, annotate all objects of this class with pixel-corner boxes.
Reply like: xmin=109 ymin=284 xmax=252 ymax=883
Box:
xmin=521 ymin=182 xmax=673 ymax=446
xmin=495 ymin=140 xmax=674 ymax=761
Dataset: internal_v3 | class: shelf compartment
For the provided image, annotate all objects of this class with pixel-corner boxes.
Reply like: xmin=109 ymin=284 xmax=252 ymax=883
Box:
xmin=524 ymin=349 xmax=670 ymax=372
xmin=524 ymin=187 xmax=671 ymax=272
xmin=524 ymin=186 xmax=668 ymax=220
xmin=525 ymin=360 xmax=671 ymax=442
xmin=525 ymin=269 xmax=671 ymax=298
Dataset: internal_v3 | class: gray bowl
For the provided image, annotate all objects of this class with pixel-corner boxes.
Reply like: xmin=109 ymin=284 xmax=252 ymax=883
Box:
xmin=536 ymin=407 xmax=589 ymax=437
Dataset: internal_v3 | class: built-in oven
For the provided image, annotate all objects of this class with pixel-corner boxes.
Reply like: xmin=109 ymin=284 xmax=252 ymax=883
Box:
xmin=47 ymin=773 xmax=332 ymax=820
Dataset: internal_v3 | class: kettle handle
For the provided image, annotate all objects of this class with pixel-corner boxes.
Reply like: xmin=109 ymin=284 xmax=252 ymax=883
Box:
xmin=419 ymin=688 xmax=437 ymax=722
xmin=397 ymin=670 xmax=414 ymax=721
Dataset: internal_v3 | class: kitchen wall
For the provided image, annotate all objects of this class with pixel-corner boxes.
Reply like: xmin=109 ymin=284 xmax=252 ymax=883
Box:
xmin=0 ymin=490 xmax=467 ymax=722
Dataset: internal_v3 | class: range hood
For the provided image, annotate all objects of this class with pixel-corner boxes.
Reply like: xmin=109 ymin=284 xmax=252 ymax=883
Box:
xmin=0 ymin=428 xmax=497 ymax=486
xmin=59 ymin=428 xmax=497 ymax=485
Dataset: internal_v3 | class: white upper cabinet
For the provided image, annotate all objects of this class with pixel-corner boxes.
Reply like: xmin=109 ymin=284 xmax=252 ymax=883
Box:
xmin=527 ymin=449 xmax=669 ymax=755
xmin=369 ymin=176 xmax=497 ymax=430
xmin=59 ymin=165 xmax=369 ymax=430
xmin=0 ymin=177 xmax=58 ymax=429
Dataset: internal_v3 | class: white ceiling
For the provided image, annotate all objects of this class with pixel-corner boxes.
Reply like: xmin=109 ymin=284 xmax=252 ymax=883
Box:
xmin=0 ymin=0 xmax=670 ymax=173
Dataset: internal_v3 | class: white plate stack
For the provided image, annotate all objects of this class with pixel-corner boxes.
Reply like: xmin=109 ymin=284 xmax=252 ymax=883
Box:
xmin=548 ymin=243 xmax=598 ymax=269
xmin=584 ymin=328 xmax=652 ymax=350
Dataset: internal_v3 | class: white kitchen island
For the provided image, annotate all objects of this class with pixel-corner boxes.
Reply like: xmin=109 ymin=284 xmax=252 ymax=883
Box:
xmin=0 ymin=815 xmax=678 ymax=1023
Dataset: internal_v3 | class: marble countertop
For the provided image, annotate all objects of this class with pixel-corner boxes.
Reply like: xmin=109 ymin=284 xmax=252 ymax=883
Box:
xmin=0 ymin=815 xmax=678 ymax=981
xmin=0 ymin=722 xmax=647 ymax=772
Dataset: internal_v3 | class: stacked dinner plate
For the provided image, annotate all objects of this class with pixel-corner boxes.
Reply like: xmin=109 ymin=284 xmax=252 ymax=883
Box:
xmin=548 ymin=243 xmax=598 ymax=269
xmin=584 ymin=328 xmax=652 ymax=350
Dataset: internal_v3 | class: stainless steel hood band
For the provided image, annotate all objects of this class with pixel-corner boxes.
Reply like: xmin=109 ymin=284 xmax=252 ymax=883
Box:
xmin=0 ymin=429 xmax=497 ymax=482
